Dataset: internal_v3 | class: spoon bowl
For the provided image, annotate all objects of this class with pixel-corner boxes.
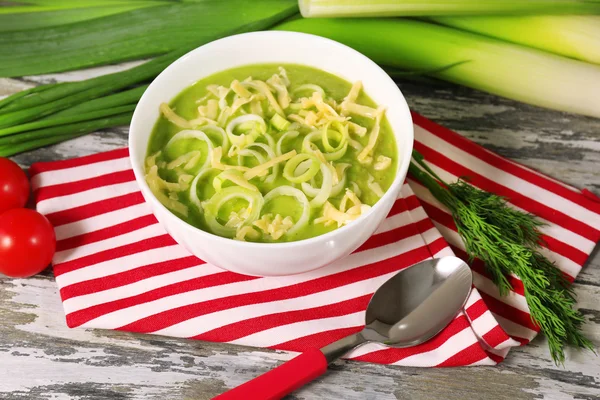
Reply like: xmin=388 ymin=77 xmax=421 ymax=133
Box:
xmin=321 ymin=256 xmax=473 ymax=361
xmin=367 ymin=256 xmax=473 ymax=344
xmin=215 ymin=256 xmax=473 ymax=399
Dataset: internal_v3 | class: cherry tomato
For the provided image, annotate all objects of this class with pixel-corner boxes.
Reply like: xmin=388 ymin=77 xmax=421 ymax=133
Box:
xmin=0 ymin=157 xmax=30 ymax=214
xmin=0 ymin=208 xmax=56 ymax=278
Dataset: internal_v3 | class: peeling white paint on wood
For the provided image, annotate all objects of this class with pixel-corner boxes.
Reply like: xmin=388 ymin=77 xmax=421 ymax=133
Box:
xmin=0 ymin=64 xmax=599 ymax=400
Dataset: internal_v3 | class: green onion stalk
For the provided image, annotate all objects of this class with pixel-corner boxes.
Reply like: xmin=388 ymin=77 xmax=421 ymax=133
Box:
xmin=0 ymin=105 xmax=136 ymax=138
xmin=0 ymin=113 xmax=134 ymax=157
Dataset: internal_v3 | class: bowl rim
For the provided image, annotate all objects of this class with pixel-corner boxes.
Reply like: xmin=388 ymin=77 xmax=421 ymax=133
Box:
xmin=129 ymin=30 xmax=414 ymax=249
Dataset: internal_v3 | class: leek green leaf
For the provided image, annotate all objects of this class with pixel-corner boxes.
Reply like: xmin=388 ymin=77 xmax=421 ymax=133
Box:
xmin=0 ymin=0 xmax=298 ymax=77
xmin=0 ymin=0 xmax=169 ymax=14
xmin=0 ymin=4 xmax=170 ymax=32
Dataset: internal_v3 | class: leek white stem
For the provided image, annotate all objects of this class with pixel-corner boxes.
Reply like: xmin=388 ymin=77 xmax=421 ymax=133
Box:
xmin=432 ymin=15 xmax=600 ymax=65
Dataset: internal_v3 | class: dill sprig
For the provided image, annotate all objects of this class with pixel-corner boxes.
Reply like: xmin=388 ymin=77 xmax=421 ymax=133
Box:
xmin=409 ymin=150 xmax=594 ymax=364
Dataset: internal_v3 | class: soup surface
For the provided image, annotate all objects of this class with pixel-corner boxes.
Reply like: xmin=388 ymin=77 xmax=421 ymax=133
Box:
xmin=146 ymin=64 xmax=398 ymax=242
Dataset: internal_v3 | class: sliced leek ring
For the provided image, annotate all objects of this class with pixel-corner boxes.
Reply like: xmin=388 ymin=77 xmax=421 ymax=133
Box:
xmin=165 ymin=130 xmax=214 ymax=171
xmin=263 ymin=185 xmax=310 ymax=236
xmin=225 ymin=114 xmax=266 ymax=149
xmin=201 ymin=124 xmax=229 ymax=153
xmin=242 ymin=142 xmax=278 ymax=183
xmin=213 ymin=169 xmax=258 ymax=193
xmin=303 ymin=162 xmax=349 ymax=198
xmin=203 ymin=186 xmax=264 ymax=238
xmin=189 ymin=168 xmax=218 ymax=212
xmin=283 ymin=153 xmax=320 ymax=184
xmin=321 ymin=122 xmax=348 ymax=153
xmin=302 ymin=130 xmax=348 ymax=161
xmin=291 ymin=84 xmax=325 ymax=97
xmin=276 ymin=130 xmax=300 ymax=156
xmin=301 ymin=162 xmax=333 ymax=208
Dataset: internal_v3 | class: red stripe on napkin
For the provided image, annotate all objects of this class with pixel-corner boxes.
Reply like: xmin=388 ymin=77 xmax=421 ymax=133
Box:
xmin=59 ymin=256 xmax=202 ymax=300
xmin=194 ymin=295 xmax=373 ymax=343
xmin=47 ymin=192 xmax=146 ymax=226
xmin=56 ymin=214 xmax=158 ymax=252
xmin=32 ymin=112 xmax=600 ymax=367
xmin=30 ymin=148 xmax=130 ymax=176
xmin=35 ymin=170 xmax=136 ymax=203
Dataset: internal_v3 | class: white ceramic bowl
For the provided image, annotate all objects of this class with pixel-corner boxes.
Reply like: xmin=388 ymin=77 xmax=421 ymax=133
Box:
xmin=129 ymin=31 xmax=413 ymax=277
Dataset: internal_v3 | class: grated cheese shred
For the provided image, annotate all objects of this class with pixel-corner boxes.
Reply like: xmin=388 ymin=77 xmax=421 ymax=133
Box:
xmin=226 ymin=207 xmax=252 ymax=228
xmin=167 ymin=151 xmax=201 ymax=170
xmin=243 ymin=150 xmax=296 ymax=180
xmin=314 ymin=189 xmax=371 ymax=228
xmin=267 ymin=73 xmax=291 ymax=110
xmin=160 ymin=103 xmax=192 ymax=129
xmin=244 ymin=80 xmax=284 ymax=116
xmin=215 ymin=170 xmax=258 ymax=192
xmin=374 ymin=155 xmax=392 ymax=171
xmin=235 ymin=225 xmax=260 ymax=241
xmin=253 ymin=213 xmax=294 ymax=240
xmin=198 ymin=99 xmax=219 ymax=120
xmin=358 ymin=106 xmax=386 ymax=163
xmin=231 ymin=80 xmax=252 ymax=98
xmin=367 ymin=174 xmax=385 ymax=198
xmin=210 ymin=147 xmax=249 ymax=172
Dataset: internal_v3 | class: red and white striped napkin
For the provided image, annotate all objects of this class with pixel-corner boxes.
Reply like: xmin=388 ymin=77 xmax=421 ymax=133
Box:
xmin=31 ymin=112 xmax=600 ymax=367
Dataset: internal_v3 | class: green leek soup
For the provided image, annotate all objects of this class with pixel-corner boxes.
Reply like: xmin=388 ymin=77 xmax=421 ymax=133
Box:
xmin=145 ymin=64 xmax=398 ymax=242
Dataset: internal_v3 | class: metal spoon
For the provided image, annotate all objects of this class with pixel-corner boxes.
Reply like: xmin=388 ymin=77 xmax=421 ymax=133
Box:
xmin=214 ymin=256 xmax=473 ymax=400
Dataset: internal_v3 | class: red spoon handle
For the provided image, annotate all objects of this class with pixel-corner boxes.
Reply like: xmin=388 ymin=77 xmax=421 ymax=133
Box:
xmin=213 ymin=348 xmax=328 ymax=400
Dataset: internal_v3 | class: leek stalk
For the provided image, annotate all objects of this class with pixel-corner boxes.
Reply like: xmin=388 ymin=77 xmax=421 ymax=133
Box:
xmin=0 ymin=0 xmax=169 ymax=14
xmin=0 ymin=0 xmax=299 ymax=77
xmin=299 ymin=0 xmax=600 ymax=17
xmin=432 ymin=16 xmax=600 ymax=65
xmin=0 ymin=2 xmax=171 ymax=32
xmin=275 ymin=18 xmax=600 ymax=118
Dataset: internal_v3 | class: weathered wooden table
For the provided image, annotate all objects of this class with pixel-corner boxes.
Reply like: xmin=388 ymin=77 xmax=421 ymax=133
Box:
xmin=1 ymin=64 xmax=599 ymax=400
